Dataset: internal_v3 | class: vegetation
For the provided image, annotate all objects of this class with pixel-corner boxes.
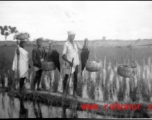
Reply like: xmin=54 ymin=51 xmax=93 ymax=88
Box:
xmin=0 ymin=26 xmax=18 ymax=41
xmin=1 ymin=41 xmax=152 ymax=118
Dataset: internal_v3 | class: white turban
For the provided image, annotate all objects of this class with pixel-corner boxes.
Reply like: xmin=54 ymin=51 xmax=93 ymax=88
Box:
xmin=67 ymin=31 xmax=75 ymax=36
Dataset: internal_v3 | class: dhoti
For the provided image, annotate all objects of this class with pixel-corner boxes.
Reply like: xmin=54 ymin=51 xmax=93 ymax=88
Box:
xmin=12 ymin=46 xmax=29 ymax=79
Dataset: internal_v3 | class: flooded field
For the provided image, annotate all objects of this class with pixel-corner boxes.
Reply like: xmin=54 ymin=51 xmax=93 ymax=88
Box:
xmin=1 ymin=43 xmax=152 ymax=118
xmin=0 ymin=90 xmax=113 ymax=118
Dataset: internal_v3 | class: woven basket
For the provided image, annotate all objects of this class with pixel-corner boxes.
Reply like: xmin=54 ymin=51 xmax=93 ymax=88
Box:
xmin=86 ymin=61 xmax=101 ymax=72
xmin=117 ymin=65 xmax=135 ymax=78
xmin=41 ymin=61 xmax=56 ymax=71
xmin=16 ymin=33 xmax=30 ymax=40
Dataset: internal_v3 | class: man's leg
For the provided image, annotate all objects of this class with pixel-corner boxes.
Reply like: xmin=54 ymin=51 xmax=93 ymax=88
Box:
xmin=33 ymin=70 xmax=41 ymax=90
xmin=20 ymin=78 xmax=25 ymax=91
xmin=2 ymin=77 xmax=4 ymax=88
xmin=49 ymin=71 xmax=55 ymax=92
xmin=63 ymin=74 xmax=69 ymax=93
xmin=73 ymin=66 xmax=78 ymax=96
xmin=37 ymin=69 xmax=43 ymax=90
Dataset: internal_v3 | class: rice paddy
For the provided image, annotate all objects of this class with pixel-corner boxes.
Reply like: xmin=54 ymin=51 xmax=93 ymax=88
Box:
xmin=1 ymin=40 xmax=152 ymax=118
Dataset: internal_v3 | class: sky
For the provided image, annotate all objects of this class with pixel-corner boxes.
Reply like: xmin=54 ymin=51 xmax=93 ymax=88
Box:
xmin=0 ymin=1 xmax=152 ymax=41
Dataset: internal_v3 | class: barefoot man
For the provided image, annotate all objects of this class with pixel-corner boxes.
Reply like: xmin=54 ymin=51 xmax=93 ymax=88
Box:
xmin=32 ymin=38 xmax=46 ymax=91
xmin=62 ymin=31 xmax=82 ymax=96
xmin=12 ymin=40 xmax=30 ymax=91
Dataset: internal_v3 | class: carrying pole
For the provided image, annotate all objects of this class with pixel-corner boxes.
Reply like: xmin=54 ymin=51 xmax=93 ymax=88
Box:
xmin=93 ymin=41 xmax=96 ymax=61
xmin=62 ymin=58 xmax=74 ymax=104
xmin=16 ymin=38 xmax=20 ymax=89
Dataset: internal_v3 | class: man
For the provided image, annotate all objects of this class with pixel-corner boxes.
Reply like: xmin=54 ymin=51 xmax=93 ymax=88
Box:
xmin=62 ymin=31 xmax=82 ymax=96
xmin=12 ymin=40 xmax=30 ymax=91
xmin=32 ymin=38 xmax=46 ymax=91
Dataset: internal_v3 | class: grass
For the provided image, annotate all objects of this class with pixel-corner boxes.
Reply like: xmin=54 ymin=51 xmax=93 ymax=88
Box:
xmin=1 ymin=42 xmax=152 ymax=118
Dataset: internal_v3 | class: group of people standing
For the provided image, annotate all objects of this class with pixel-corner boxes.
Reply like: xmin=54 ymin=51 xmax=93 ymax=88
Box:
xmin=12 ymin=31 xmax=88 ymax=96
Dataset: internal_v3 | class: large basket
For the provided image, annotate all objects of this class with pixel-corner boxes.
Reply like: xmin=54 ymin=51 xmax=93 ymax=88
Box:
xmin=16 ymin=33 xmax=30 ymax=40
xmin=117 ymin=65 xmax=135 ymax=78
xmin=86 ymin=61 xmax=101 ymax=72
xmin=41 ymin=61 xmax=56 ymax=71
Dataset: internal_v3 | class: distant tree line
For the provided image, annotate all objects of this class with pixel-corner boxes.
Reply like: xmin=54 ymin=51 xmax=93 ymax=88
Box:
xmin=0 ymin=25 xmax=18 ymax=41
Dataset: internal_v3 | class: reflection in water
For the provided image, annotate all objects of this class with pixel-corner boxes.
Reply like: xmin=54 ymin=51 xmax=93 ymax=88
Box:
xmin=62 ymin=107 xmax=66 ymax=118
xmin=8 ymin=96 xmax=15 ymax=118
xmin=9 ymin=97 xmax=15 ymax=110
xmin=0 ymin=92 xmax=105 ymax=118
xmin=1 ymin=91 xmax=5 ymax=118
xmin=19 ymin=98 xmax=28 ymax=118
xmin=2 ymin=92 xmax=5 ymax=110
xmin=33 ymin=101 xmax=42 ymax=118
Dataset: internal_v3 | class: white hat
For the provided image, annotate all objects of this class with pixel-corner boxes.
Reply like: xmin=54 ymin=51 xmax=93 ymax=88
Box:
xmin=67 ymin=31 xmax=75 ymax=36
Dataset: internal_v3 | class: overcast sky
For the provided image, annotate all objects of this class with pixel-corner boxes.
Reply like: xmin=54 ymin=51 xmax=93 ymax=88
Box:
xmin=0 ymin=1 xmax=152 ymax=41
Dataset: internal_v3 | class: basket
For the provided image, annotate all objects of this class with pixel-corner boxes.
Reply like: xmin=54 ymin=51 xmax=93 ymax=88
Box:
xmin=86 ymin=61 xmax=101 ymax=72
xmin=41 ymin=61 xmax=56 ymax=71
xmin=16 ymin=33 xmax=30 ymax=40
xmin=117 ymin=65 xmax=135 ymax=78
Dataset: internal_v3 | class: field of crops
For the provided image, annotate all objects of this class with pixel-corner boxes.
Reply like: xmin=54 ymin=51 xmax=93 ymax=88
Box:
xmin=1 ymin=41 xmax=152 ymax=110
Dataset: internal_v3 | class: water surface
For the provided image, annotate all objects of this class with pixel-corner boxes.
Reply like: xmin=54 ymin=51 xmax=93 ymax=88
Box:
xmin=0 ymin=91 xmax=108 ymax=118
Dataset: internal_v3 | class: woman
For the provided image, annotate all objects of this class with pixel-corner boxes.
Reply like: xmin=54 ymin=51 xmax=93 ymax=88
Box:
xmin=12 ymin=40 xmax=30 ymax=91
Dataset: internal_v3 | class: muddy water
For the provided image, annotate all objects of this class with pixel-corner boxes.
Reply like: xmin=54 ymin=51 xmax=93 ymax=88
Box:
xmin=0 ymin=91 xmax=110 ymax=118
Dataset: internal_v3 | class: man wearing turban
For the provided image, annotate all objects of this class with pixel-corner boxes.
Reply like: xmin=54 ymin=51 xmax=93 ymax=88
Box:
xmin=12 ymin=40 xmax=30 ymax=91
xmin=62 ymin=31 xmax=82 ymax=96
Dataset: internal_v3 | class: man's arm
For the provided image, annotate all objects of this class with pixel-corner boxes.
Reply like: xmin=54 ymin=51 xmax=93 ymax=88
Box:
xmin=28 ymin=55 xmax=31 ymax=68
xmin=16 ymin=47 xmax=20 ymax=55
xmin=62 ymin=54 xmax=73 ymax=67
xmin=62 ymin=54 xmax=70 ymax=63
xmin=32 ymin=48 xmax=38 ymax=65
xmin=76 ymin=41 xmax=82 ymax=50
xmin=43 ymin=48 xmax=47 ymax=60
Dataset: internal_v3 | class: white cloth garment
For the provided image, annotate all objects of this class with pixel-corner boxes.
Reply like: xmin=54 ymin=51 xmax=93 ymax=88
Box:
xmin=12 ymin=46 xmax=29 ymax=78
xmin=62 ymin=40 xmax=82 ymax=74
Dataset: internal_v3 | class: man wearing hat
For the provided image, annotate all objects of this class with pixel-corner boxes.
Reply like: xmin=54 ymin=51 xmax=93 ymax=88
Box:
xmin=62 ymin=31 xmax=82 ymax=96
xmin=32 ymin=38 xmax=46 ymax=91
